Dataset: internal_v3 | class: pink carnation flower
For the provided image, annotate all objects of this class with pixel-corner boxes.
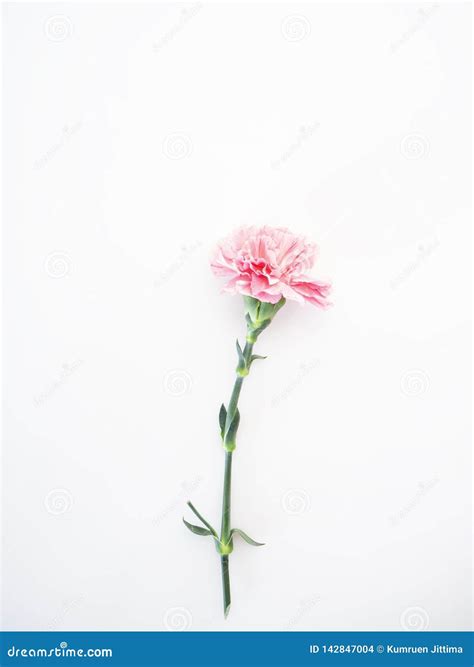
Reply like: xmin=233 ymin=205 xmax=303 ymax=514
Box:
xmin=211 ymin=226 xmax=331 ymax=307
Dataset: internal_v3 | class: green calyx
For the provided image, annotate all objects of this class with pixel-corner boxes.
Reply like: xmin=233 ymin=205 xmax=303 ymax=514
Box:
xmin=244 ymin=296 xmax=285 ymax=342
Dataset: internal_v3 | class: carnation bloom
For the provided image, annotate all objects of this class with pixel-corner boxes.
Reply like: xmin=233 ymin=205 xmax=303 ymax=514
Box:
xmin=210 ymin=225 xmax=331 ymax=307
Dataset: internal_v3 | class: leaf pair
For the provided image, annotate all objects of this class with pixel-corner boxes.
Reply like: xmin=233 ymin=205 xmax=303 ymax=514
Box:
xmin=183 ymin=501 xmax=218 ymax=537
xmin=236 ymin=339 xmax=267 ymax=378
xmin=219 ymin=403 xmax=240 ymax=452
xmin=183 ymin=502 xmax=265 ymax=547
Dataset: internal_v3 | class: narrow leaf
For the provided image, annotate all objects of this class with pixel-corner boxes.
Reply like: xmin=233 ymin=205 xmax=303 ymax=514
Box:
xmin=248 ymin=354 xmax=267 ymax=371
xmin=186 ymin=501 xmax=218 ymax=536
xmin=235 ymin=338 xmax=245 ymax=362
xmin=230 ymin=528 xmax=265 ymax=547
xmin=183 ymin=518 xmax=212 ymax=536
xmin=251 ymin=354 xmax=267 ymax=362
xmin=235 ymin=339 xmax=247 ymax=375
xmin=224 ymin=408 xmax=240 ymax=450
xmin=219 ymin=404 xmax=227 ymax=438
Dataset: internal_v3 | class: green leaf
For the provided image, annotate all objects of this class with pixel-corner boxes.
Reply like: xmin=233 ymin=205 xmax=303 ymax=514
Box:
xmin=223 ymin=408 xmax=240 ymax=451
xmin=183 ymin=518 xmax=213 ymax=536
xmin=235 ymin=338 xmax=244 ymax=361
xmin=219 ymin=404 xmax=227 ymax=438
xmin=186 ymin=501 xmax=218 ymax=536
xmin=230 ymin=528 xmax=265 ymax=546
xmin=250 ymin=354 xmax=267 ymax=364
xmin=235 ymin=339 xmax=247 ymax=375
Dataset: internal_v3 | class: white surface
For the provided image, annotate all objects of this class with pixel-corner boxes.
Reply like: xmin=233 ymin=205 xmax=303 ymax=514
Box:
xmin=2 ymin=2 xmax=471 ymax=631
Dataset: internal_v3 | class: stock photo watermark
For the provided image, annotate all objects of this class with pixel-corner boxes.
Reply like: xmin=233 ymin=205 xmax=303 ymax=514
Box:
xmin=44 ymin=251 xmax=72 ymax=278
xmin=271 ymin=122 xmax=320 ymax=170
xmin=34 ymin=360 xmax=84 ymax=407
xmin=400 ymin=133 xmax=430 ymax=160
xmin=34 ymin=122 xmax=82 ymax=170
xmin=154 ymin=240 xmax=202 ymax=288
xmin=163 ymin=606 xmax=193 ymax=631
xmin=390 ymin=5 xmax=439 ymax=54
xmin=162 ymin=133 xmax=194 ymax=160
xmin=7 ymin=642 xmax=112 ymax=659
xmin=44 ymin=488 xmax=74 ymax=515
xmin=400 ymin=606 xmax=430 ymax=631
xmin=47 ymin=596 xmax=85 ymax=631
xmin=285 ymin=595 xmax=320 ymax=630
xmin=162 ymin=369 xmax=194 ymax=397
xmin=272 ymin=359 xmax=319 ymax=407
xmin=390 ymin=236 xmax=439 ymax=291
xmin=400 ymin=369 xmax=430 ymax=397
xmin=281 ymin=488 xmax=312 ymax=516
xmin=281 ymin=15 xmax=311 ymax=42
xmin=44 ymin=15 xmax=73 ymax=42
xmin=153 ymin=476 xmax=203 ymax=526
xmin=389 ymin=478 xmax=439 ymax=527
xmin=153 ymin=2 xmax=202 ymax=52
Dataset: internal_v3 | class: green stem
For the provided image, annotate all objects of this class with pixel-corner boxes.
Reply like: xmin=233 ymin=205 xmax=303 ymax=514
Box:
xmin=219 ymin=340 xmax=253 ymax=617
xmin=220 ymin=451 xmax=233 ymax=543
xmin=221 ymin=555 xmax=231 ymax=618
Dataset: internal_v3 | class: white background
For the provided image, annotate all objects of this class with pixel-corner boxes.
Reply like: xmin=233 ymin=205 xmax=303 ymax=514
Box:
xmin=2 ymin=2 xmax=471 ymax=631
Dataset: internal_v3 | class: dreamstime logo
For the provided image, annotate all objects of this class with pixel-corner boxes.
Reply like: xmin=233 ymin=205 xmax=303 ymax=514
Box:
xmin=34 ymin=360 xmax=84 ymax=407
xmin=153 ymin=476 xmax=203 ymax=526
xmin=281 ymin=489 xmax=311 ymax=515
xmin=400 ymin=369 xmax=429 ymax=397
xmin=390 ymin=236 xmax=440 ymax=290
xmin=272 ymin=359 xmax=319 ymax=406
xmin=154 ymin=240 xmax=202 ymax=288
xmin=271 ymin=122 xmax=320 ymax=170
xmin=44 ymin=15 xmax=73 ymax=42
xmin=281 ymin=15 xmax=311 ymax=42
xmin=163 ymin=369 xmax=193 ymax=397
xmin=390 ymin=4 xmax=439 ymax=54
xmin=44 ymin=488 xmax=73 ymax=515
xmin=390 ymin=478 xmax=439 ymax=526
xmin=163 ymin=606 xmax=192 ymax=631
xmin=47 ymin=597 xmax=84 ymax=631
xmin=319 ymin=209 xmax=352 ymax=242
xmin=285 ymin=595 xmax=319 ymax=630
xmin=400 ymin=133 xmax=430 ymax=160
xmin=400 ymin=606 xmax=430 ymax=631
xmin=153 ymin=2 xmax=203 ymax=52
xmin=44 ymin=251 xmax=72 ymax=278
xmin=162 ymin=133 xmax=193 ymax=160
xmin=34 ymin=121 xmax=83 ymax=170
